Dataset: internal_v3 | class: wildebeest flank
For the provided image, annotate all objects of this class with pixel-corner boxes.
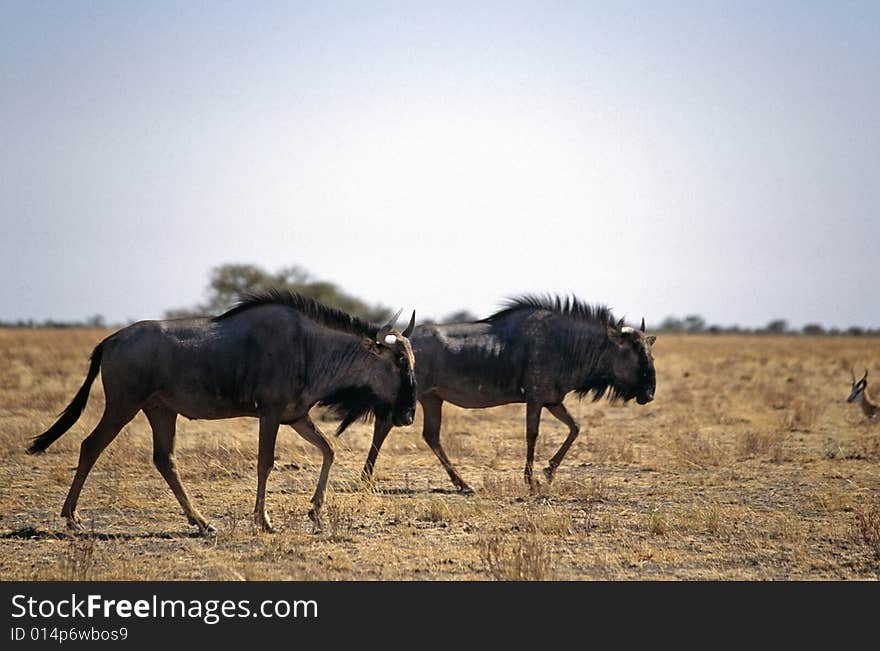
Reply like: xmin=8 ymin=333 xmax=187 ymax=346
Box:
xmin=26 ymin=290 xmax=417 ymax=533
xmin=358 ymin=294 xmax=656 ymax=492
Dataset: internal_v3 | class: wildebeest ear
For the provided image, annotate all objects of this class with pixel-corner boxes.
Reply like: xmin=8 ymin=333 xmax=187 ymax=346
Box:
xmin=645 ymin=335 xmax=657 ymax=346
xmin=607 ymin=326 xmax=624 ymax=344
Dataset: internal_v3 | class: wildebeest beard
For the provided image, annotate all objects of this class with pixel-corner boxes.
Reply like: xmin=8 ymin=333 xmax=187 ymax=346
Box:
xmin=319 ymin=367 xmax=417 ymax=435
xmin=574 ymin=377 xmax=629 ymax=404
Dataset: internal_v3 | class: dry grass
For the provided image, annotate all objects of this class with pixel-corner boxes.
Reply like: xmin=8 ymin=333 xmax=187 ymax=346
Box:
xmin=480 ymin=534 xmax=553 ymax=581
xmin=2 ymin=329 xmax=880 ymax=580
xmin=854 ymin=499 xmax=880 ymax=560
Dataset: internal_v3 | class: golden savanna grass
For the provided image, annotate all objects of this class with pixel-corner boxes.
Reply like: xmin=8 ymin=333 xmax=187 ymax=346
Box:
xmin=1 ymin=329 xmax=879 ymax=580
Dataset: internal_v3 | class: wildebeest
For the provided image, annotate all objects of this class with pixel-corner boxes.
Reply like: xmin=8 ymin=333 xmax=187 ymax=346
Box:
xmin=26 ymin=290 xmax=417 ymax=533
xmin=358 ymin=294 xmax=656 ymax=493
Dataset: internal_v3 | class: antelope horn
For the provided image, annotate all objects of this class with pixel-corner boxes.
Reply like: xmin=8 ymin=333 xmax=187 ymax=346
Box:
xmin=862 ymin=369 xmax=869 ymax=382
xmin=852 ymin=368 xmax=857 ymax=383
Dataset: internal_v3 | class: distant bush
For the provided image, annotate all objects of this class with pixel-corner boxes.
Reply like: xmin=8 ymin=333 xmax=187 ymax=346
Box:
xmin=164 ymin=263 xmax=393 ymax=323
xmin=441 ymin=310 xmax=478 ymax=324
xmin=654 ymin=315 xmax=878 ymax=336
xmin=763 ymin=319 xmax=789 ymax=334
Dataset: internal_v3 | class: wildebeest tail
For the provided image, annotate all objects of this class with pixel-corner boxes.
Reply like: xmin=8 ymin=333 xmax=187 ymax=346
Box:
xmin=26 ymin=341 xmax=105 ymax=455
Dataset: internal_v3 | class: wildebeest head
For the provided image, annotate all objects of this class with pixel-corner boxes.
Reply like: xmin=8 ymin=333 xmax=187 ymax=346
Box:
xmin=368 ymin=309 xmax=418 ymax=427
xmin=320 ymin=309 xmax=417 ymax=434
xmin=848 ymin=369 xmax=868 ymax=403
xmin=608 ymin=317 xmax=657 ymax=405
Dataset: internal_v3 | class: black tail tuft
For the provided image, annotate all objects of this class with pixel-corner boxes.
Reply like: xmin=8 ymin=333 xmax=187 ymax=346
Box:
xmin=26 ymin=341 xmax=104 ymax=455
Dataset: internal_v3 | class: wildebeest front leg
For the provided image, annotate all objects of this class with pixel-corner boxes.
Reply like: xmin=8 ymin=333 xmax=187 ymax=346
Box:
xmin=421 ymin=395 xmax=473 ymax=494
xmin=144 ymin=406 xmax=213 ymax=534
xmin=543 ymin=403 xmax=580 ymax=483
xmin=291 ymin=415 xmax=334 ymax=532
xmin=254 ymin=412 xmax=281 ymax=532
xmin=524 ymin=400 xmax=542 ymax=491
xmin=361 ymin=415 xmax=393 ymax=488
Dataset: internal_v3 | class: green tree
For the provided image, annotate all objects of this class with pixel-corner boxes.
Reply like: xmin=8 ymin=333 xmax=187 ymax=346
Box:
xmin=683 ymin=314 xmax=706 ymax=333
xmin=764 ymin=319 xmax=789 ymax=334
xmin=166 ymin=263 xmax=392 ymax=322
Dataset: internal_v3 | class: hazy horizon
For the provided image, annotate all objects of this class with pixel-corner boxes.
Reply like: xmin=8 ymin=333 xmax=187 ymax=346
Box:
xmin=3 ymin=2 xmax=878 ymax=330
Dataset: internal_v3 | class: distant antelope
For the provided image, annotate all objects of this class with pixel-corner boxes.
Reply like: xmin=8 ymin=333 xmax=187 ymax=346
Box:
xmin=848 ymin=369 xmax=879 ymax=420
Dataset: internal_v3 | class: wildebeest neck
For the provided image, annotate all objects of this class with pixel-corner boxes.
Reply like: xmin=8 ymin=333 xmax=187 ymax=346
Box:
xmin=570 ymin=337 xmax=624 ymax=402
xmin=311 ymin=332 xmax=415 ymax=433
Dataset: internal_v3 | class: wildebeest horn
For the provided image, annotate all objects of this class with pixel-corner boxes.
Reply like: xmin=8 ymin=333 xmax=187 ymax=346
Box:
xmin=641 ymin=317 xmax=646 ymax=333
xmin=384 ymin=308 xmax=403 ymax=330
xmin=617 ymin=318 xmax=624 ymax=330
xmin=402 ymin=310 xmax=416 ymax=338
xmin=377 ymin=308 xmax=405 ymax=345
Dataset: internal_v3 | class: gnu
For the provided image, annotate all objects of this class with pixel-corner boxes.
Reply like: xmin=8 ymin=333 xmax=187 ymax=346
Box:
xmin=359 ymin=294 xmax=657 ymax=493
xmin=27 ymin=291 xmax=417 ymax=533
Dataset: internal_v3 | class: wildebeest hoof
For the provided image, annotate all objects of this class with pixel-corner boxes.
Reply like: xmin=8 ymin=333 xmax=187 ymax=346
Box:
xmin=65 ymin=514 xmax=84 ymax=532
xmin=255 ymin=515 xmax=275 ymax=533
xmin=196 ymin=523 xmax=217 ymax=536
xmin=66 ymin=520 xmax=85 ymax=533
xmin=307 ymin=509 xmax=324 ymax=533
xmin=542 ymin=466 xmax=555 ymax=483
xmin=457 ymin=484 xmax=475 ymax=496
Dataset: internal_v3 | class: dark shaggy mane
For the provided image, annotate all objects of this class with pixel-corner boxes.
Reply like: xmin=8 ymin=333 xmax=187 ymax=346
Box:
xmin=481 ymin=293 xmax=619 ymax=330
xmin=483 ymin=294 xmax=632 ymax=404
xmin=214 ymin=289 xmax=379 ymax=339
xmin=316 ymin=385 xmax=387 ymax=435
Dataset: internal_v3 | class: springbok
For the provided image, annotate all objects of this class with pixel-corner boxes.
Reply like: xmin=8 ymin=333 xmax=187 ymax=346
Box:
xmin=848 ymin=369 xmax=879 ymax=420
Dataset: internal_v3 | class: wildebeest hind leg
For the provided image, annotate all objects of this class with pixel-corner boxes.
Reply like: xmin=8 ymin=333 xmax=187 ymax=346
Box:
xmin=421 ymin=396 xmax=473 ymax=494
xmin=291 ymin=416 xmax=334 ymax=532
xmin=543 ymin=403 xmax=580 ymax=483
xmin=144 ymin=406 xmax=213 ymax=534
xmin=60 ymin=408 xmax=137 ymax=531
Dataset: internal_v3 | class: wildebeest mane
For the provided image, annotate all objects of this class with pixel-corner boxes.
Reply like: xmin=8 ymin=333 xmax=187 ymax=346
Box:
xmin=481 ymin=293 xmax=619 ymax=331
xmin=214 ymin=289 xmax=380 ymax=339
xmin=483 ymin=293 xmax=628 ymax=403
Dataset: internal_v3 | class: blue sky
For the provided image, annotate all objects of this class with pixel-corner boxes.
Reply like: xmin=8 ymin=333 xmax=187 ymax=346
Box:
xmin=2 ymin=1 xmax=878 ymax=328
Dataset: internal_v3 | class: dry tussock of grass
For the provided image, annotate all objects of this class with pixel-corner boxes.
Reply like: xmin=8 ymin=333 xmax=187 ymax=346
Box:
xmin=515 ymin=507 xmax=572 ymax=536
xmin=480 ymin=471 xmax=527 ymax=499
xmin=480 ymin=534 xmax=553 ymax=580
xmin=739 ymin=430 xmax=787 ymax=462
xmin=419 ymin=495 xmax=484 ymax=524
xmin=586 ymin=432 xmax=637 ymax=464
xmin=671 ymin=432 xmax=728 ymax=468
xmin=854 ymin=499 xmax=880 ymax=560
